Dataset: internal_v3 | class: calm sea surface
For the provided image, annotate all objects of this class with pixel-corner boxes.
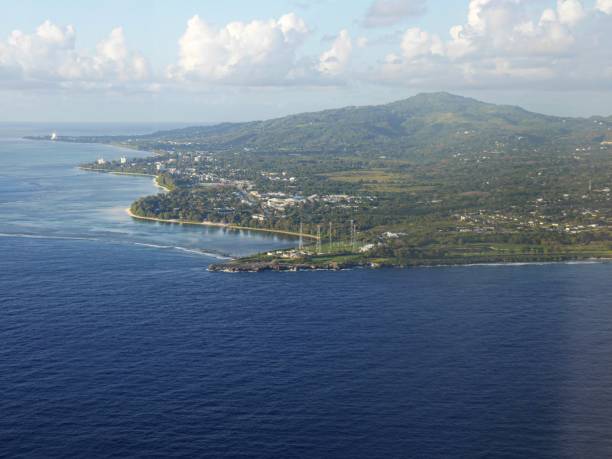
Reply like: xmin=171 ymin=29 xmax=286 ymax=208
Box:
xmin=2 ymin=124 xmax=612 ymax=458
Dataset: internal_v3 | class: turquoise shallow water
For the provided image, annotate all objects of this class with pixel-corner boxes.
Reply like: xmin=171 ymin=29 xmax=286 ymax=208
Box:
xmin=2 ymin=124 xmax=612 ymax=458
xmin=0 ymin=123 xmax=297 ymax=258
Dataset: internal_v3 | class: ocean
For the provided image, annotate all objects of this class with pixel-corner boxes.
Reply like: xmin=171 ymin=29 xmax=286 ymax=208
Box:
xmin=2 ymin=124 xmax=612 ymax=458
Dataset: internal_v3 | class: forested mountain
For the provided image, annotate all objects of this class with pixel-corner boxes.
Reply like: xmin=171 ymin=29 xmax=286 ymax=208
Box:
xmin=48 ymin=93 xmax=612 ymax=160
xmin=140 ymin=93 xmax=610 ymax=157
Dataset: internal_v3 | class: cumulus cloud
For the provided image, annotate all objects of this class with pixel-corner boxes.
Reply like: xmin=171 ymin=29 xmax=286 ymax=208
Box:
xmin=363 ymin=0 xmax=428 ymax=28
xmin=400 ymin=28 xmax=444 ymax=60
xmin=3 ymin=2 xmax=611 ymax=95
xmin=318 ymin=30 xmax=352 ymax=76
xmin=95 ymin=28 xmax=148 ymax=80
xmin=377 ymin=0 xmax=612 ymax=90
xmin=169 ymin=13 xmax=311 ymax=85
xmin=596 ymin=0 xmax=612 ymax=14
xmin=556 ymin=0 xmax=586 ymax=25
xmin=0 ymin=20 xmax=149 ymax=89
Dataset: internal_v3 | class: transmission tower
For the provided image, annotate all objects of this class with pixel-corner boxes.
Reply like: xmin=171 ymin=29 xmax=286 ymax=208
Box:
xmin=316 ymin=225 xmax=322 ymax=253
xmin=299 ymin=221 xmax=304 ymax=250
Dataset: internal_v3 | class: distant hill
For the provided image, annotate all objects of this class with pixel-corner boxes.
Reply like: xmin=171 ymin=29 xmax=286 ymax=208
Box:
xmin=48 ymin=93 xmax=612 ymax=160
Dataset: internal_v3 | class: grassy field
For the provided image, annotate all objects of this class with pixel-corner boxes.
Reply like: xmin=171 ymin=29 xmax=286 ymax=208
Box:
xmin=222 ymin=240 xmax=612 ymax=271
xmin=323 ymin=169 xmax=437 ymax=193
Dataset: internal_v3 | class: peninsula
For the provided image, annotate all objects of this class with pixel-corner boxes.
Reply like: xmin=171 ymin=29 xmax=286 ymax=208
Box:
xmin=36 ymin=93 xmax=612 ymax=271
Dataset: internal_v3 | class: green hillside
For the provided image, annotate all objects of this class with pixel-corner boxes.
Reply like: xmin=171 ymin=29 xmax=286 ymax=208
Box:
xmin=44 ymin=92 xmax=612 ymax=160
xmin=137 ymin=92 xmax=609 ymax=157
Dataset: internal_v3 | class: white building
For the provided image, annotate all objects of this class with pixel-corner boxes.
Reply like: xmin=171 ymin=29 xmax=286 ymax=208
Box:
xmin=360 ymin=244 xmax=377 ymax=253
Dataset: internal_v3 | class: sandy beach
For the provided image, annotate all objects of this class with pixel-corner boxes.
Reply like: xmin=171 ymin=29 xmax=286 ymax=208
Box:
xmin=83 ymin=165 xmax=315 ymax=240
xmin=125 ymin=208 xmax=319 ymax=240
xmin=152 ymin=176 xmax=171 ymax=192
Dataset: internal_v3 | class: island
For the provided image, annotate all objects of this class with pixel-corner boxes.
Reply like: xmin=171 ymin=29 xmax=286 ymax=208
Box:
xmin=33 ymin=93 xmax=612 ymax=271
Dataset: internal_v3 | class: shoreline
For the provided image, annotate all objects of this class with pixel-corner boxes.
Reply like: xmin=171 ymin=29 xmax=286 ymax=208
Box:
xmin=153 ymin=176 xmax=171 ymax=192
xmin=81 ymin=163 xmax=314 ymax=241
xmin=79 ymin=152 xmax=612 ymax=273
xmin=125 ymin=208 xmax=319 ymax=241
xmin=209 ymin=256 xmax=612 ymax=273
xmin=80 ymin=167 xmax=155 ymax=178
xmin=79 ymin=167 xmax=171 ymax=192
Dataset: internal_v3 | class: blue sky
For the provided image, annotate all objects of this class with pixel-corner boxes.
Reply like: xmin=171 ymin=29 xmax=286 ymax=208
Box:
xmin=0 ymin=0 xmax=610 ymax=122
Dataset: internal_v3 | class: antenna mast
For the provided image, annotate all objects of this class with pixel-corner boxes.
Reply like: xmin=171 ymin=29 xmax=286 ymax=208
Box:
xmin=299 ymin=221 xmax=304 ymax=250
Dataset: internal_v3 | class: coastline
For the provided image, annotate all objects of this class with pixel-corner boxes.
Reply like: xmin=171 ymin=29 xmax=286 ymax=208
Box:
xmin=209 ymin=255 xmax=612 ymax=273
xmin=78 ymin=153 xmax=612 ymax=274
xmin=153 ymin=176 xmax=171 ymax=192
xmin=80 ymin=167 xmax=155 ymax=178
xmin=81 ymin=164 xmax=314 ymax=241
xmin=125 ymin=208 xmax=319 ymax=241
xmin=79 ymin=167 xmax=171 ymax=192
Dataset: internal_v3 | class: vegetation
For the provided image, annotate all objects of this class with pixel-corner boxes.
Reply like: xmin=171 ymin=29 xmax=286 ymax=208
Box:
xmin=38 ymin=92 xmax=611 ymax=161
xmin=66 ymin=93 xmax=612 ymax=270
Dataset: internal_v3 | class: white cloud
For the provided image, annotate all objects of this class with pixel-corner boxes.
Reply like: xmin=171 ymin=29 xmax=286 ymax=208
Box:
xmin=0 ymin=21 xmax=149 ymax=89
xmin=596 ymin=0 xmax=612 ymax=14
xmin=318 ymin=30 xmax=352 ymax=76
xmin=363 ymin=0 xmax=428 ymax=28
xmin=556 ymin=0 xmax=586 ymax=26
xmin=451 ymin=0 xmax=584 ymax=57
xmin=400 ymin=28 xmax=444 ymax=60
xmin=94 ymin=28 xmax=149 ymax=81
xmin=376 ymin=0 xmax=612 ymax=90
xmin=169 ymin=13 xmax=311 ymax=85
xmin=466 ymin=0 xmax=492 ymax=32
xmin=2 ymin=2 xmax=611 ymax=96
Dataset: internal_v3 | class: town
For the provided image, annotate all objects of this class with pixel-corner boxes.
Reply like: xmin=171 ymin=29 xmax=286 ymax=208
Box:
xmin=82 ymin=133 xmax=612 ymax=270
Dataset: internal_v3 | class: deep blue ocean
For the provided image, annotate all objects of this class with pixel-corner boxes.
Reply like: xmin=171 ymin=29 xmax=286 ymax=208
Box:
xmin=2 ymin=124 xmax=612 ymax=458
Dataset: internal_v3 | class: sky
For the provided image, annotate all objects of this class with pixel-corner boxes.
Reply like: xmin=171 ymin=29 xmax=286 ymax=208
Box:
xmin=0 ymin=0 xmax=611 ymax=122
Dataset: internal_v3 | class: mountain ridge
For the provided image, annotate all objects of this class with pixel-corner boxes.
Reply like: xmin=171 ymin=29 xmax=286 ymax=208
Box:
xmin=48 ymin=93 xmax=612 ymax=160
